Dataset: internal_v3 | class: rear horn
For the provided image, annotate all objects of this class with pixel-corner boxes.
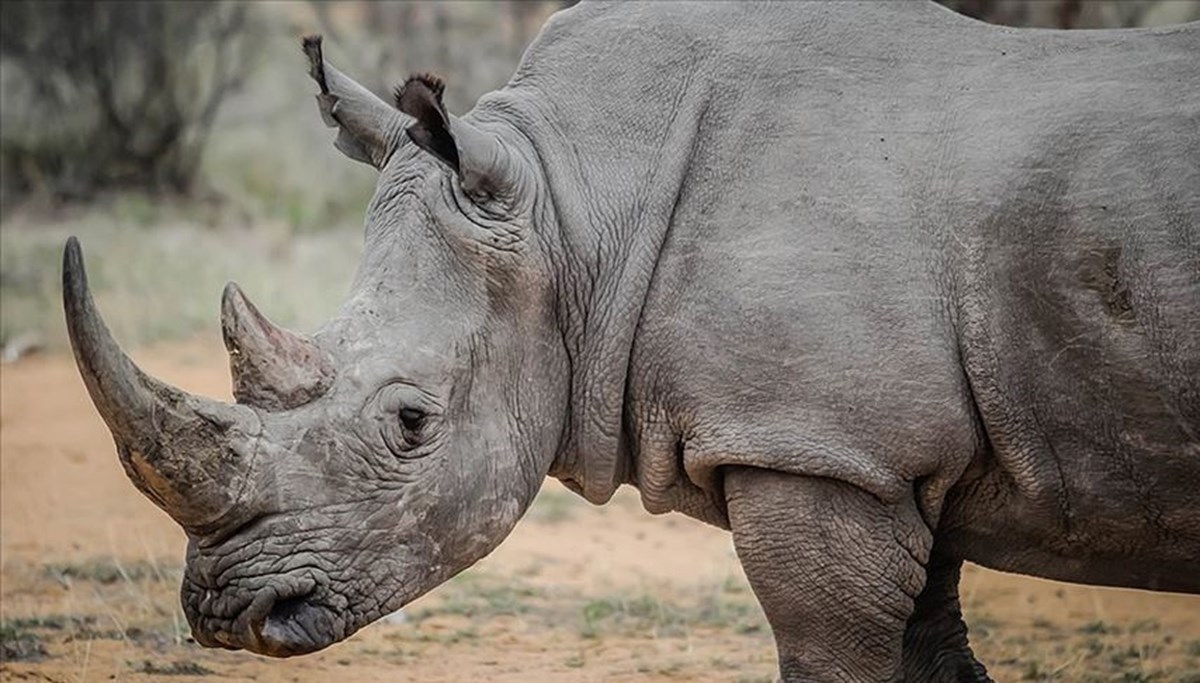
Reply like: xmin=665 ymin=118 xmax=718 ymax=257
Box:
xmin=221 ymin=282 xmax=333 ymax=411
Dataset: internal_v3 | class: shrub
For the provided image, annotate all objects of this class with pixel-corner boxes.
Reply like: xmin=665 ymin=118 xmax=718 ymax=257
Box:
xmin=0 ymin=1 xmax=256 ymax=202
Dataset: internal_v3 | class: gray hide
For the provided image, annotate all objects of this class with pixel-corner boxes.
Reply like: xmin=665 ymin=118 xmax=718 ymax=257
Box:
xmin=63 ymin=2 xmax=1198 ymax=681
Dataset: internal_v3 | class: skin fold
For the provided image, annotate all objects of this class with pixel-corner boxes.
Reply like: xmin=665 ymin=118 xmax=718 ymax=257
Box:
xmin=63 ymin=2 xmax=1198 ymax=680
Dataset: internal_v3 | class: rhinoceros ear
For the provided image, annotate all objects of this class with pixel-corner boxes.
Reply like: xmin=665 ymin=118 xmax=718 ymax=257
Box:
xmin=394 ymin=74 xmax=460 ymax=171
xmin=395 ymin=75 xmax=519 ymax=201
xmin=302 ymin=35 xmax=409 ymax=169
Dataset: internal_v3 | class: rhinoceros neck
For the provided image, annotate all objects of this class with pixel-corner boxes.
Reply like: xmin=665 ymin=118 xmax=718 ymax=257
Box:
xmin=474 ymin=4 xmax=724 ymax=503
xmin=482 ymin=1 xmax=968 ymax=503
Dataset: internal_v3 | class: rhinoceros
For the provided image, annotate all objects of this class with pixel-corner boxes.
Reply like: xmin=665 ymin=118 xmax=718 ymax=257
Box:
xmin=62 ymin=1 xmax=1198 ymax=680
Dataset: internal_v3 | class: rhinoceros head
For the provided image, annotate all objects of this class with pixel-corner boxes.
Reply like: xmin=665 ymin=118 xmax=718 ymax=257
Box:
xmin=62 ymin=36 xmax=569 ymax=657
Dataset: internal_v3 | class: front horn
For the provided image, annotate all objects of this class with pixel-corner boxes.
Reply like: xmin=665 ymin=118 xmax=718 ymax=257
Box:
xmin=63 ymin=237 xmax=258 ymax=532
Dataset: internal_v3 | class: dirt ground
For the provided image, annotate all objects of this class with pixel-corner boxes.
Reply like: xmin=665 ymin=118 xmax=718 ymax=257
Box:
xmin=2 ymin=338 xmax=1198 ymax=682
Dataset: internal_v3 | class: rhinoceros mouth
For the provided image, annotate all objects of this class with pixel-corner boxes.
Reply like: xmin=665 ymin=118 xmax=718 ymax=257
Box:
xmin=188 ymin=577 xmax=345 ymax=657
xmin=247 ymin=589 xmax=339 ymax=657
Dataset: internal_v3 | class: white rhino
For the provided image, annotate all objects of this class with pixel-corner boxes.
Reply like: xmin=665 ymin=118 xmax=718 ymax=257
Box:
xmin=63 ymin=2 xmax=1198 ymax=680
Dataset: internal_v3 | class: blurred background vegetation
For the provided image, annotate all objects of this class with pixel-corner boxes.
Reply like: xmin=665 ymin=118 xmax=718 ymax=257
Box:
xmin=1 ymin=0 xmax=1197 ymax=358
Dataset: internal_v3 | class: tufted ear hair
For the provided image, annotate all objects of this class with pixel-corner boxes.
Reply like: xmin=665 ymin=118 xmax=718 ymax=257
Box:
xmin=394 ymin=74 xmax=460 ymax=172
xmin=302 ymin=35 xmax=410 ymax=169
xmin=395 ymin=75 xmax=520 ymax=200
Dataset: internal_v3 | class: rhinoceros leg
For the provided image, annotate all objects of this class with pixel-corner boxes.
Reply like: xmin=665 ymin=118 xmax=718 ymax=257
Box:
xmin=899 ymin=554 xmax=992 ymax=682
xmin=725 ymin=466 xmax=932 ymax=683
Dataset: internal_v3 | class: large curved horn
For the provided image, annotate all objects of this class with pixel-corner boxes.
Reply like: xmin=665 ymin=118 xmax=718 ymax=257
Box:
xmin=63 ymin=237 xmax=257 ymax=532
xmin=221 ymin=282 xmax=333 ymax=410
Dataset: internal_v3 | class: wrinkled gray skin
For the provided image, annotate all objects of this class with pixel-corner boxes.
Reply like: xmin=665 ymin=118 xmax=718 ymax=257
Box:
xmin=62 ymin=2 xmax=1199 ymax=680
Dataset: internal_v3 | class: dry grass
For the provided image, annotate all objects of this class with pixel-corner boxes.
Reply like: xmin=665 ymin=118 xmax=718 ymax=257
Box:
xmin=0 ymin=202 xmax=363 ymax=352
xmin=961 ymin=567 xmax=1200 ymax=682
xmin=9 ymin=547 xmax=1197 ymax=681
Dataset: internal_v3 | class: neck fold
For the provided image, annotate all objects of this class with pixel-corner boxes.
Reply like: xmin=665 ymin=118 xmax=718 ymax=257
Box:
xmin=485 ymin=10 xmax=714 ymax=502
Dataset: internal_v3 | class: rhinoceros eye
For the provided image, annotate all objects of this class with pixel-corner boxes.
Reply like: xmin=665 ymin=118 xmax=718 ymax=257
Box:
xmin=398 ymin=407 xmax=426 ymax=433
xmin=374 ymin=383 xmax=439 ymax=457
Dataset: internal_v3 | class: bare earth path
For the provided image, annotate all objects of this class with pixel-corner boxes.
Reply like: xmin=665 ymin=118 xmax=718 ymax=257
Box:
xmin=2 ymin=339 xmax=1199 ymax=682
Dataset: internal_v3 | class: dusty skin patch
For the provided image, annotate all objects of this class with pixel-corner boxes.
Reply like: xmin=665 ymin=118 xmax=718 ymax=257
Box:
xmin=2 ymin=339 xmax=1199 ymax=681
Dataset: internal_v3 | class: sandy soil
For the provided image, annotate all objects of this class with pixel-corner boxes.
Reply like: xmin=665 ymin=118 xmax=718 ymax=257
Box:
xmin=2 ymin=339 xmax=1198 ymax=682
